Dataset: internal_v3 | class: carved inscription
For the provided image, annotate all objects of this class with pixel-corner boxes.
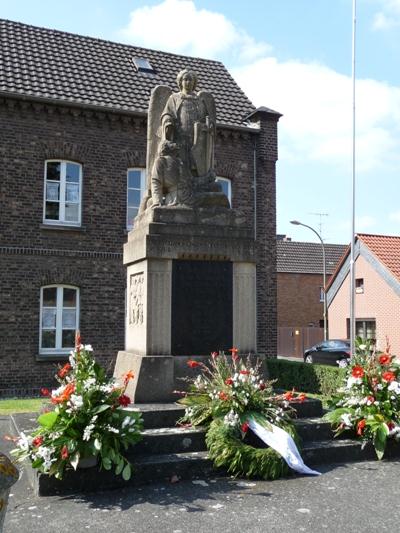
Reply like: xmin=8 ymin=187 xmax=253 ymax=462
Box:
xmin=129 ymin=272 xmax=144 ymax=326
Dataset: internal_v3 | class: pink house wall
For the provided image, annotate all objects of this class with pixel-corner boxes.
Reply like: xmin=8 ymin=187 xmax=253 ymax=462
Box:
xmin=328 ymin=254 xmax=400 ymax=356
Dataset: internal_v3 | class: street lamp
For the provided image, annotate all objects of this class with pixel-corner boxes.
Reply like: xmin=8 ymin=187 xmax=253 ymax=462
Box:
xmin=290 ymin=220 xmax=327 ymax=341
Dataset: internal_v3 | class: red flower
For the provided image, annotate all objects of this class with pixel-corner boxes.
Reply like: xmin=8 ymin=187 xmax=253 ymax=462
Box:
xmin=298 ymin=393 xmax=307 ymax=403
xmin=219 ymin=391 xmax=229 ymax=401
xmin=352 ymin=366 xmax=365 ymax=379
xmin=382 ymin=371 xmax=396 ymax=383
xmin=388 ymin=421 xmax=395 ymax=431
xmin=366 ymin=395 xmax=375 ymax=404
xmin=123 ymin=370 xmax=135 ymax=386
xmin=187 ymin=360 xmax=200 ymax=368
xmin=118 ymin=394 xmax=131 ymax=407
xmin=356 ymin=419 xmax=366 ymax=436
xmin=379 ymin=354 xmax=391 ymax=365
xmin=229 ymin=347 xmax=239 ymax=361
xmin=211 ymin=352 xmax=219 ymax=359
xmin=239 ymin=370 xmax=250 ymax=375
xmin=61 ymin=445 xmax=69 ymax=460
xmin=284 ymin=391 xmax=294 ymax=401
xmin=58 ymin=363 xmax=72 ymax=379
xmin=259 ymin=382 xmax=266 ymax=391
xmin=51 ymin=382 xmax=75 ymax=404
xmin=40 ymin=388 xmax=50 ymax=397
xmin=32 ymin=436 xmax=44 ymax=447
xmin=241 ymin=422 xmax=249 ymax=433
xmin=225 ymin=378 xmax=233 ymax=386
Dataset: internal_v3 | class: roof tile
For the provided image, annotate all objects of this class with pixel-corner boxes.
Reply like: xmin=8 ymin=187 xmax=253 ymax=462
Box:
xmin=0 ymin=18 xmax=258 ymax=128
xmin=277 ymin=240 xmax=347 ymax=274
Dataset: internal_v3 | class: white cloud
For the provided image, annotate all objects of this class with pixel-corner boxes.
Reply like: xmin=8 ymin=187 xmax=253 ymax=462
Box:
xmin=119 ymin=1 xmax=400 ymax=174
xmin=119 ymin=0 xmax=270 ymax=61
xmin=372 ymin=0 xmax=400 ymax=30
xmin=232 ymin=58 xmax=400 ymax=173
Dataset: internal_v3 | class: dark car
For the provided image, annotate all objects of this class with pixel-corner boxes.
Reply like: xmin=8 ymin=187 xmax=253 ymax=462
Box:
xmin=304 ymin=339 xmax=351 ymax=366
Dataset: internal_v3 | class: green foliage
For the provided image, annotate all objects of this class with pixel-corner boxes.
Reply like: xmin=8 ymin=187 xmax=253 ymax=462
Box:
xmin=206 ymin=418 xmax=299 ymax=480
xmin=12 ymin=342 xmax=142 ymax=480
xmin=322 ymin=340 xmax=400 ymax=460
xmin=266 ymin=358 xmax=346 ymax=397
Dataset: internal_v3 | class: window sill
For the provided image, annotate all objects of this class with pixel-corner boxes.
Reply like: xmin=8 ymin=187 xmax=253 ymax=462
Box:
xmin=36 ymin=352 xmax=70 ymax=362
xmin=40 ymin=224 xmax=86 ymax=232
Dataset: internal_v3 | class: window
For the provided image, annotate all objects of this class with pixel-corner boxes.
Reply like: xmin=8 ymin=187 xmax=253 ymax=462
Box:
xmin=127 ymin=168 xmax=146 ymax=229
xmin=216 ymin=177 xmax=232 ymax=206
xmin=132 ymin=57 xmax=155 ymax=73
xmin=40 ymin=286 xmax=79 ymax=355
xmin=44 ymin=160 xmax=82 ymax=225
xmin=355 ymin=278 xmax=364 ymax=294
xmin=319 ymin=286 xmax=325 ymax=302
xmin=347 ymin=319 xmax=376 ymax=340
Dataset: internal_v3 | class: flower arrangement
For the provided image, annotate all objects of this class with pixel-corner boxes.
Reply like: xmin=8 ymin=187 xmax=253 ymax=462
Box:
xmin=177 ymin=350 xmax=306 ymax=479
xmin=324 ymin=338 xmax=400 ymax=459
xmin=12 ymin=335 xmax=143 ymax=480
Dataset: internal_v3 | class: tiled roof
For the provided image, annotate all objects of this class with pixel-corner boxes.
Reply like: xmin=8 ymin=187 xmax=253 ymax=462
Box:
xmin=358 ymin=234 xmax=400 ymax=283
xmin=0 ymin=18 xmax=260 ymax=128
xmin=277 ymin=240 xmax=347 ymax=274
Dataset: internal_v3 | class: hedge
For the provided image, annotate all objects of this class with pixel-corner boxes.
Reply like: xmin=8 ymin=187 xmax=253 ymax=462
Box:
xmin=265 ymin=358 xmax=346 ymax=397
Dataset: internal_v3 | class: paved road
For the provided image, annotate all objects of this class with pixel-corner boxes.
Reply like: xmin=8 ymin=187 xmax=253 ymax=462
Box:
xmin=2 ymin=414 xmax=400 ymax=533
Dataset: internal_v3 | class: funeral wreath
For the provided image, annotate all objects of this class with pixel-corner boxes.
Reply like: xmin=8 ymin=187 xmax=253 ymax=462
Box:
xmin=12 ymin=336 xmax=143 ymax=480
xmin=177 ymin=349 xmax=315 ymax=479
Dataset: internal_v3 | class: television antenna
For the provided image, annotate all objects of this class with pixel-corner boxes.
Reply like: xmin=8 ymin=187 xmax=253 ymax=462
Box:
xmin=308 ymin=212 xmax=329 ymax=237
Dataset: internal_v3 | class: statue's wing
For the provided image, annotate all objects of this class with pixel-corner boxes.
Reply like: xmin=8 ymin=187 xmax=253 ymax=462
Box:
xmin=146 ymin=85 xmax=172 ymax=192
xmin=198 ymin=90 xmax=216 ymax=125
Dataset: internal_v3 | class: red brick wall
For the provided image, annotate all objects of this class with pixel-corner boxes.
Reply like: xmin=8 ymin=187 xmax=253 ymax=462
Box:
xmin=277 ymin=272 xmax=325 ymax=327
xmin=0 ymin=97 xmax=278 ymax=394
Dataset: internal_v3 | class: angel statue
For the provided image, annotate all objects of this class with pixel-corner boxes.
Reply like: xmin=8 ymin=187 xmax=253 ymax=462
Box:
xmin=139 ymin=68 xmax=229 ymax=212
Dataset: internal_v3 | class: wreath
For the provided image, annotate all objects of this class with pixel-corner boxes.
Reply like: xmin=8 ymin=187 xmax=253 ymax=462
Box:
xmin=177 ymin=350 xmax=305 ymax=480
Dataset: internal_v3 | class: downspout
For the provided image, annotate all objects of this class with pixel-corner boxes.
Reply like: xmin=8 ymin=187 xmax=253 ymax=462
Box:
xmin=253 ymin=139 xmax=258 ymax=353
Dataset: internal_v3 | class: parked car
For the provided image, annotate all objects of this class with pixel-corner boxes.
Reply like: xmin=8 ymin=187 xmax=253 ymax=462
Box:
xmin=304 ymin=339 xmax=351 ymax=366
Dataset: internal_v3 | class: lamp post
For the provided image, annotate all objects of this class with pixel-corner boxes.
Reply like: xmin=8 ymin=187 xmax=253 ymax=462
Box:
xmin=290 ymin=220 xmax=327 ymax=341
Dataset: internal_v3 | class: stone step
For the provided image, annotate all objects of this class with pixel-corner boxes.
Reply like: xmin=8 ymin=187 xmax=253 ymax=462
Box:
xmin=133 ymin=426 xmax=206 ymax=455
xmin=294 ymin=417 xmax=334 ymax=442
xmin=33 ymin=451 xmax=213 ymax=497
xmin=127 ymin=397 xmax=323 ymax=429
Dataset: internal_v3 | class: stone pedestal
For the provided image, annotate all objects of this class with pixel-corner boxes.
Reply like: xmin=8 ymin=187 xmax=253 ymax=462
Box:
xmin=114 ymin=206 xmax=256 ymax=402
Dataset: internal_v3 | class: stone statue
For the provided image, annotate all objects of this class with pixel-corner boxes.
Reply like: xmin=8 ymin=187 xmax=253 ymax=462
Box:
xmin=140 ymin=68 xmax=229 ymax=212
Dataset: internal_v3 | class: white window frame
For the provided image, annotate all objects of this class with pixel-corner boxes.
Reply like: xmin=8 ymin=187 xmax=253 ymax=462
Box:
xmin=43 ymin=160 xmax=82 ymax=226
xmin=39 ymin=285 xmax=80 ymax=355
xmin=216 ymin=176 xmax=232 ymax=205
xmin=127 ymin=167 xmax=146 ymax=230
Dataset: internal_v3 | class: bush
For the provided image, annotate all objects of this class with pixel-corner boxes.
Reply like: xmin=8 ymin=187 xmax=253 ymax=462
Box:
xmin=266 ymin=358 xmax=346 ymax=397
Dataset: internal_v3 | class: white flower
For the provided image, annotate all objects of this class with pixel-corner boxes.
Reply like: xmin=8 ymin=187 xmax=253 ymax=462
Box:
xmin=341 ymin=413 xmax=352 ymax=427
xmin=106 ymin=425 xmax=119 ymax=434
xmin=18 ymin=432 xmax=32 ymax=452
xmin=83 ymin=378 xmax=96 ymax=391
xmin=359 ymin=344 xmax=367 ymax=351
xmin=69 ymin=352 xmax=76 ymax=368
xmin=388 ymin=381 xmax=400 ymax=395
xmin=84 ymin=344 xmax=93 ymax=352
xmin=122 ymin=416 xmax=136 ymax=428
xmin=223 ymin=410 xmax=240 ymax=427
xmin=69 ymin=394 xmax=84 ymax=409
xmin=346 ymin=376 xmax=361 ymax=389
xmin=83 ymin=423 xmax=95 ymax=441
xmin=337 ymin=359 xmax=349 ymax=368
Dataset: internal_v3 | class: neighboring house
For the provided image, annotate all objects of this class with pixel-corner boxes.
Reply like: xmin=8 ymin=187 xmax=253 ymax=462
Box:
xmin=327 ymin=233 xmax=400 ymax=356
xmin=276 ymin=237 xmax=346 ymax=357
xmin=0 ymin=19 xmax=280 ymax=395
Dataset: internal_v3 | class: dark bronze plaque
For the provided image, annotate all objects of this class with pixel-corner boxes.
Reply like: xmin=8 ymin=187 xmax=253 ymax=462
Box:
xmin=171 ymin=260 xmax=233 ymax=355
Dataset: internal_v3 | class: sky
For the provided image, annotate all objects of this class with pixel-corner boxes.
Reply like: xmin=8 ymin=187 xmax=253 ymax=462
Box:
xmin=1 ymin=0 xmax=400 ymax=244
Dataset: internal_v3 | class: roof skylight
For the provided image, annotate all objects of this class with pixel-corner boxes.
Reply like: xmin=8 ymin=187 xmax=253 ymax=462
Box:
xmin=132 ymin=57 xmax=155 ymax=73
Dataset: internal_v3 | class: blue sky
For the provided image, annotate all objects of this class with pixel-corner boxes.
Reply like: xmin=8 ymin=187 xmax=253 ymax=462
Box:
xmin=2 ymin=0 xmax=400 ymax=244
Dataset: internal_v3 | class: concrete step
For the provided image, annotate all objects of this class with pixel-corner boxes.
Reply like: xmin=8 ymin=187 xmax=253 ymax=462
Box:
xmin=134 ymin=426 xmax=206 ymax=455
xmin=294 ymin=417 xmax=334 ymax=442
xmin=127 ymin=397 xmax=323 ymax=428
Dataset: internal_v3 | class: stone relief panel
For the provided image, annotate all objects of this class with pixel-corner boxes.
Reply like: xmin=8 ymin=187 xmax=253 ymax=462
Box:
xmin=128 ymin=272 xmax=144 ymax=326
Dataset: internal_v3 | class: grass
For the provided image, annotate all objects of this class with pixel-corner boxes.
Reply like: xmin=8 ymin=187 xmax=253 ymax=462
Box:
xmin=0 ymin=398 xmax=45 ymax=415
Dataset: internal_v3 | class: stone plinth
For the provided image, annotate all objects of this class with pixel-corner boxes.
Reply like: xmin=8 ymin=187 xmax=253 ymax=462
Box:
xmin=114 ymin=206 xmax=257 ymax=402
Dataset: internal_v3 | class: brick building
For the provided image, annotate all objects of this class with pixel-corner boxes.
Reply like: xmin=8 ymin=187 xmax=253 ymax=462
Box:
xmin=0 ymin=19 xmax=281 ymax=396
xmin=276 ymin=238 xmax=346 ymax=357
xmin=327 ymin=234 xmax=400 ymax=356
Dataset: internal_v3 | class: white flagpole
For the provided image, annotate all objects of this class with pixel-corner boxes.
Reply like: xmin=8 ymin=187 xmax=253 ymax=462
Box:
xmin=350 ymin=0 xmax=357 ymax=356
